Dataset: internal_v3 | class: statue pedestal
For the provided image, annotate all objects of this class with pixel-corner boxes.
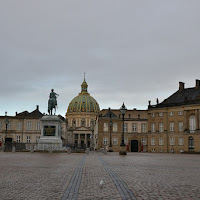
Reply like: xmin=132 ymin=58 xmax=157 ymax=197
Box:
xmin=37 ymin=115 xmax=63 ymax=151
xmin=119 ymin=145 xmax=127 ymax=155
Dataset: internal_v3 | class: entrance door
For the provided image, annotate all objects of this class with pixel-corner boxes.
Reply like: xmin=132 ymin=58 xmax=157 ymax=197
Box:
xmin=5 ymin=138 xmax=13 ymax=152
xmin=131 ymin=140 xmax=138 ymax=152
xmin=189 ymin=136 xmax=194 ymax=152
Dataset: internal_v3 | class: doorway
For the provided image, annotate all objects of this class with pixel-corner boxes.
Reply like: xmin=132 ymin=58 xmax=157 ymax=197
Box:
xmin=188 ymin=136 xmax=194 ymax=152
xmin=131 ymin=140 xmax=138 ymax=152
xmin=5 ymin=138 xmax=13 ymax=152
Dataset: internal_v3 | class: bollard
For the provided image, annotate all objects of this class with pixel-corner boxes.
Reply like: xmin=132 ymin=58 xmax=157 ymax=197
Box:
xmin=31 ymin=146 xmax=34 ymax=153
xmin=85 ymin=148 xmax=90 ymax=154
xmin=103 ymin=148 xmax=107 ymax=155
xmin=12 ymin=146 xmax=16 ymax=153
xmin=49 ymin=146 xmax=53 ymax=153
xmin=67 ymin=147 xmax=71 ymax=154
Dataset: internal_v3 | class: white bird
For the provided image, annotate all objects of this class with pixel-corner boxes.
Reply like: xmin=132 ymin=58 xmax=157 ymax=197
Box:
xmin=99 ymin=179 xmax=104 ymax=189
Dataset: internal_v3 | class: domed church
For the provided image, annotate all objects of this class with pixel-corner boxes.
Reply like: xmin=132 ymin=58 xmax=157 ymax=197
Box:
xmin=66 ymin=77 xmax=100 ymax=149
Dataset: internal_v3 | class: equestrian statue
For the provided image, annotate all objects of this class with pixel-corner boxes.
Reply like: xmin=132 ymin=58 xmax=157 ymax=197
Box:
xmin=48 ymin=89 xmax=59 ymax=115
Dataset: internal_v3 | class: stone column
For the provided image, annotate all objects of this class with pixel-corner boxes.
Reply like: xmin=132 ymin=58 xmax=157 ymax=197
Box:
xmin=85 ymin=134 xmax=87 ymax=147
xmin=78 ymin=134 xmax=81 ymax=147
xmin=184 ymin=110 xmax=187 ymax=131
xmin=72 ymin=133 xmax=75 ymax=146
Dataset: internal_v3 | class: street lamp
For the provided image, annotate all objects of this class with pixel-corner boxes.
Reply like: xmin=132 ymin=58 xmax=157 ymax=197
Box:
xmin=108 ymin=108 xmax=113 ymax=152
xmin=119 ymin=102 xmax=127 ymax=155
xmin=4 ymin=112 xmax=9 ymax=138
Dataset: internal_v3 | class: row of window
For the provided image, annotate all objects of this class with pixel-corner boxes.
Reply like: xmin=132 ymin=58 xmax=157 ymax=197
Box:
xmin=0 ymin=135 xmax=40 ymax=143
xmin=151 ymin=116 xmax=196 ymax=133
xmin=151 ymin=111 xmax=183 ymax=118
xmin=72 ymin=118 xmax=94 ymax=127
xmin=0 ymin=121 xmax=41 ymax=131
xmin=103 ymin=137 xmax=128 ymax=145
xmin=150 ymin=137 xmax=184 ymax=146
xmin=103 ymin=123 xmax=147 ymax=133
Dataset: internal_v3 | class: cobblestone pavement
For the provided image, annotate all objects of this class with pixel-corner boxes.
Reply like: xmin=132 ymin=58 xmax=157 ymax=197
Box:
xmin=0 ymin=152 xmax=200 ymax=200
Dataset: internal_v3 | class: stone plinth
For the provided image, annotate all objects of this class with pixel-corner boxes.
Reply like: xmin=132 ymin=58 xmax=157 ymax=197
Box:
xmin=37 ymin=115 xmax=63 ymax=151
xmin=119 ymin=145 xmax=127 ymax=155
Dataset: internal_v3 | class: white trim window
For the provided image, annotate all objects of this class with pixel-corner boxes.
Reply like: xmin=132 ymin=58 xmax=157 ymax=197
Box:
xmin=170 ymin=122 xmax=174 ymax=132
xmin=189 ymin=115 xmax=196 ymax=133
xmin=151 ymin=113 xmax=155 ymax=118
xmin=27 ymin=121 xmax=32 ymax=130
xmin=17 ymin=121 xmax=22 ymax=130
xmin=103 ymin=137 xmax=108 ymax=145
xmin=7 ymin=121 xmax=12 ymax=130
xmin=36 ymin=122 xmax=40 ymax=130
xmin=27 ymin=136 xmax=31 ymax=143
xmin=16 ymin=135 xmax=21 ymax=143
xmin=113 ymin=123 xmax=118 ymax=132
xmin=169 ymin=112 xmax=174 ymax=116
xmin=159 ymin=123 xmax=164 ymax=133
xmin=170 ymin=137 xmax=175 ymax=145
xmin=141 ymin=137 xmax=147 ymax=145
xmin=151 ymin=137 xmax=155 ymax=146
xmin=112 ymin=137 xmax=118 ymax=145
xmin=151 ymin=123 xmax=156 ymax=132
xmin=159 ymin=112 xmax=164 ymax=117
xmin=159 ymin=137 xmax=164 ymax=146
xmin=141 ymin=123 xmax=147 ymax=133
xmin=36 ymin=136 xmax=40 ymax=143
xmin=178 ymin=122 xmax=183 ymax=132
xmin=178 ymin=137 xmax=184 ymax=146
xmin=103 ymin=123 xmax=108 ymax=132
xmin=124 ymin=123 xmax=128 ymax=132
xmin=178 ymin=111 xmax=183 ymax=116
xmin=0 ymin=121 xmax=2 ymax=130
xmin=124 ymin=137 xmax=128 ymax=145
xmin=132 ymin=123 xmax=137 ymax=133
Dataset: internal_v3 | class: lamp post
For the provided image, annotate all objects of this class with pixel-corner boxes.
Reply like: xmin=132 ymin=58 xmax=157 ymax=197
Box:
xmin=4 ymin=112 xmax=9 ymax=151
xmin=119 ymin=102 xmax=127 ymax=155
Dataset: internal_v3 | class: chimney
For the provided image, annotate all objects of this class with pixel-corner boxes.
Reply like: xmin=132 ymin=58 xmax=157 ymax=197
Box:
xmin=195 ymin=79 xmax=200 ymax=89
xmin=36 ymin=105 xmax=39 ymax=110
xmin=179 ymin=82 xmax=185 ymax=91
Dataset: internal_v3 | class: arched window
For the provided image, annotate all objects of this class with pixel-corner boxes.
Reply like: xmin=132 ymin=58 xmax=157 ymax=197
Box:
xmin=72 ymin=119 xmax=76 ymax=127
xmin=189 ymin=115 xmax=196 ymax=133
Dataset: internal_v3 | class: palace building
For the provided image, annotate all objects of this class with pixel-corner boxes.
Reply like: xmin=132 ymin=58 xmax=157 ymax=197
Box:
xmin=66 ymin=77 xmax=100 ymax=149
xmin=148 ymin=80 xmax=200 ymax=153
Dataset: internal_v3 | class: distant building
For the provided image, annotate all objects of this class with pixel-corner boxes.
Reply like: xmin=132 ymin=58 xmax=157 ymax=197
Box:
xmin=97 ymin=108 xmax=148 ymax=152
xmin=148 ymin=80 xmax=200 ymax=153
xmin=65 ymin=78 xmax=100 ymax=149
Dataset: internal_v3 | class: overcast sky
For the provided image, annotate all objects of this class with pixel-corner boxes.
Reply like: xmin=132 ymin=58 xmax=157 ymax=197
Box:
xmin=1 ymin=0 xmax=200 ymax=117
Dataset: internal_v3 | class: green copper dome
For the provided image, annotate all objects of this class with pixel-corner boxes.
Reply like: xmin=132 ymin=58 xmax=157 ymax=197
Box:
xmin=67 ymin=78 xmax=100 ymax=113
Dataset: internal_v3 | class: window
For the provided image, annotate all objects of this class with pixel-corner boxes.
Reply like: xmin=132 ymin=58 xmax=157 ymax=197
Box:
xmin=113 ymin=123 xmax=118 ymax=132
xmin=159 ymin=112 xmax=164 ymax=117
xmin=141 ymin=137 xmax=147 ymax=145
xmin=113 ymin=137 xmax=118 ymax=145
xmin=178 ymin=111 xmax=183 ymax=116
xmin=73 ymin=119 xmax=76 ymax=127
xmin=178 ymin=122 xmax=183 ymax=132
xmin=103 ymin=123 xmax=108 ymax=132
xmin=27 ymin=121 xmax=32 ymax=130
xmin=178 ymin=137 xmax=184 ymax=146
xmin=169 ymin=112 xmax=174 ymax=116
xmin=189 ymin=115 xmax=196 ymax=133
xmin=159 ymin=137 xmax=164 ymax=146
xmin=151 ymin=138 xmax=155 ymax=146
xmin=16 ymin=136 xmax=21 ymax=143
xmin=151 ymin=123 xmax=155 ymax=132
xmin=151 ymin=113 xmax=155 ymax=117
xmin=81 ymin=119 xmax=85 ymax=127
xmin=7 ymin=121 xmax=12 ymax=130
xmin=27 ymin=136 xmax=31 ymax=143
xmin=170 ymin=122 xmax=174 ymax=132
xmin=0 ymin=121 xmax=2 ymax=130
xmin=17 ymin=121 xmax=22 ymax=130
xmin=141 ymin=123 xmax=147 ymax=133
xmin=170 ymin=137 xmax=175 ymax=145
xmin=159 ymin=123 xmax=164 ymax=132
xmin=36 ymin=122 xmax=40 ymax=130
xmin=36 ymin=136 xmax=40 ymax=143
xmin=103 ymin=137 xmax=108 ymax=145
xmin=124 ymin=137 xmax=128 ymax=145
xmin=124 ymin=123 xmax=128 ymax=132
xmin=132 ymin=123 xmax=137 ymax=133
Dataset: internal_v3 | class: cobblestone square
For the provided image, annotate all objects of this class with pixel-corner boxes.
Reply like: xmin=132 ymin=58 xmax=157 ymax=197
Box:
xmin=0 ymin=152 xmax=200 ymax=200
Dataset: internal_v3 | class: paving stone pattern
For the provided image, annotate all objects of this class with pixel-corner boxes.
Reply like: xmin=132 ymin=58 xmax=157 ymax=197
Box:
xmin=0 ymin=152 xmax=200 ymax=200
